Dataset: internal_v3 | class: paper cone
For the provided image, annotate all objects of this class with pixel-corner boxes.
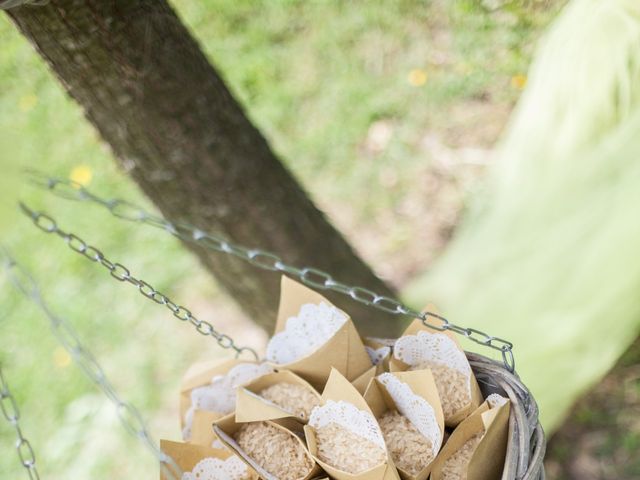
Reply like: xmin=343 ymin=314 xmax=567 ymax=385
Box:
xmin=352 ymin=365 xmax=378 ymax=395
xmin=160 ymin=439 xmax=257 ymax=479
xmin=352 ymin=339 xmax=392 ymax=394
xmin=213 ymin=414 xmax=320 ymax=480
xmin=305 ymin=369 xmax=400 ymax=480
xmin=180 ymin=358 xmax=273 ymax=441
xmin=235 ymin=370 xmax=321 ymax=423
xmin=467 ymin=397 xmax=511 ymax=480
xmin=180 ymin=358 xmax=240 ymax=428
xmin=363 ymin=370 xmax=444 ymax=480
xmin=190 ymin=410 xmax=223 ymax=447
xmin=430 ymin=397 xmax=511 ymax=480
xmin=363 ymin=338 xmax=392 ymax=372
xmin=265 ymin=276 xmax=373 ymax=390
xmin=390 ymin=313 xmax=482 ymax=427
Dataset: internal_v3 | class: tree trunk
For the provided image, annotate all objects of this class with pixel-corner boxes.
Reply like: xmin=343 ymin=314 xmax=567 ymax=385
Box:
xmin=5 ymin=0 xmax=403 ymax=336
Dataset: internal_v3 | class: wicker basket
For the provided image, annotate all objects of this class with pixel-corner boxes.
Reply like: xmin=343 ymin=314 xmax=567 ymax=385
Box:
xmin=467 ymin=352 xmax=546 ymax=480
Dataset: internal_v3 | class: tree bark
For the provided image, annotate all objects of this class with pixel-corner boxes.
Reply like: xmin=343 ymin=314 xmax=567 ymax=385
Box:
xmin=5 ymin=0 xmax=404 ymax=336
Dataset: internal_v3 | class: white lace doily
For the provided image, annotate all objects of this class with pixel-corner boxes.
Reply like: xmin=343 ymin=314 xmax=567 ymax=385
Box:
xmin=182 ymin=456 xmax=249 ymax=480
xmin=365 ymin=346 xmax=391 ymax=366
xmin=394 ymin=331 xmax=471 ymax=377
xmin=486 ymin=393 xmax=508 ymax=409
xmin=309 ymin=400 xmax=385 ymax=450
xmin=182 ymin=362 xmax=273 ymax=440
xmin=266 ymin=302 xmax=348 ymax=364
xmin=377 ymin=373 xmax=442 ymax=455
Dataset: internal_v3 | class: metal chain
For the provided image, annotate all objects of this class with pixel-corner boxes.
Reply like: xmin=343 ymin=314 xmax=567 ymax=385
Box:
xmin=0 ymin=248 xmax=184 ymax=480
xmin=0 ymin=363 xmax=40 ymax=480
xmin=25 ymin=172 xmax=515 ymax=372
xmin=17 ymin=202 xmax=258 ymax=362
xmin=0 ymin=0 xmax=49 ymax=10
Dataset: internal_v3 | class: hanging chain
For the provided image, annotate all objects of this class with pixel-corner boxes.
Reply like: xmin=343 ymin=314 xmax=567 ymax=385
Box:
xmin=17 ymin=202 xmax=258 ymax=361
xmin=0 ymin=248 xmax=184 ymax=480
xmin=0 ymin=364 xmax=40 ymax=480
xmin=0 ymin=0 xmax=49 ymax=10
xmin=24 ymin=172 xmax=515 ymax=372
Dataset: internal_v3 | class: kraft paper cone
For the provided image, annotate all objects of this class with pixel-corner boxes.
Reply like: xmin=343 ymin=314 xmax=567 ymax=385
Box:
xmin=180 ymin=358 xmax=241 ymax=432
xmin=390 ymin=312 xmax=482 ymax=427
xmin=266 ymin=276 xmax=373 ymax=390
xmin=352 ymin=339 xmax=392 ymax=394
xmin=213 ymin=414 xmax=321 ymax=480
xmin=304 ymin=369 xmax=400 ymax=480
xmin=180 ymin=358 xmax=273 ymax=441
xmin=363 ymin=370 xmax=444 ymax=480
xmin=236 ymin=370 xmax=321 ymax=423
xmin=467 ymin=398 xmax=511 ymax=480
xmin=352 ymin=365 xmax=378 ymax=395
xmin=160 ymin=439 xmax=258 ymax=480
xmin=190 ymin=410 xmax=222 ymax=447
xmin=430 ymin=397 xmax=511 ymax=480
xmin=363 ymin=338 xmax=392 ymax=372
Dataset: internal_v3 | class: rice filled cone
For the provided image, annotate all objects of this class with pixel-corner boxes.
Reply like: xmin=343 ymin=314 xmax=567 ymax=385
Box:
xmin=430 ymin=395 xmax=511 ymax=480
xmin=265 ymin=276 xmax=373 ymax=390
xmin=304 ymin=368 xmax=400 ymax=480
xmin=181 ymin=358 xmax=238 ymax=441
xmin=190 ymin=410 xmax=224 ymax=448
xmin=236 ymin=370 xmax=322 ymax=423
xmin=352 ymin=339 xmax=393 ymax=394
xmin=363 ymin=370 xmax=444 ymax=480
xmin=213 ymin=414 xmax=320 ymax=480
xmin=180 ymin=358 xmax=274 ymax=441
xmin=390 ymin=312 xmax=482 ymax=427
xmin=364 ymin=338 xmax=392 ymax=371
xmin=352 ymin=365 xmax=378 ymax=395
xmin=180 ymin=359 xmax=237 ymax=425
xmin=160 ymin=439 xmax=257 ymax=480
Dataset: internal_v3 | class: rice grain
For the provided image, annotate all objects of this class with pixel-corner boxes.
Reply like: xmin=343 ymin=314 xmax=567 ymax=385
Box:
xmin=379 ymin=410 xmax=435 ymax=475
xmin=411 ymin=362 xmax=470 ymax=420
xmin=234 ymin=422 xmax=314 ymax=480
xmin=258 ymin=382 xmax=320 ymax=421
xmin=440 ymin=432 xmax=483 ymax=480
xmin=315 ymin=422 xmax=386 ymax=474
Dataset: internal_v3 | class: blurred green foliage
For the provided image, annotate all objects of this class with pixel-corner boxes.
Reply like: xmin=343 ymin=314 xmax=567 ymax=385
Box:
xmin=0 ymin=1 xmax=561 ymax=477
xmin=406 ymin=0 xmax=640 ymax=431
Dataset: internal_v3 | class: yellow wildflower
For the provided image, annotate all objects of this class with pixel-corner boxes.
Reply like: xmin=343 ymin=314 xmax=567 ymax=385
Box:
xmin=53 ymin=347 xmax=72 ymax=368
xmin=408 ymin=68 xmax=428 ymax=87
xmin=70 ymin=165 xmax=93 ymax=187
xmin=19 ymin=94 xmax=38 ymax=112
xmin=511 ymin=74 xmax=527 ymax=90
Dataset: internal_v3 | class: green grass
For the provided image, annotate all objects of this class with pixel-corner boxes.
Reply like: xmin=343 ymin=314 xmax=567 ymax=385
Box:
xmin=0 ymin=1 xmax=562 ymax=478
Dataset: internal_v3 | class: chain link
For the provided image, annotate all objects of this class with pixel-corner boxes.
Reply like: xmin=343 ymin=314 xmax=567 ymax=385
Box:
xmin=1 ymin=250 xmax=184 ymax=479
xmin=0 ymin=364 xmax=40 ymax=479
xmin=0 ymin=0 xmax=49 ymax=10
xmin=24 ymin=172 xmax=516 ymax=372
xmin=18 ymin=202 xmax=258 ymax=361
